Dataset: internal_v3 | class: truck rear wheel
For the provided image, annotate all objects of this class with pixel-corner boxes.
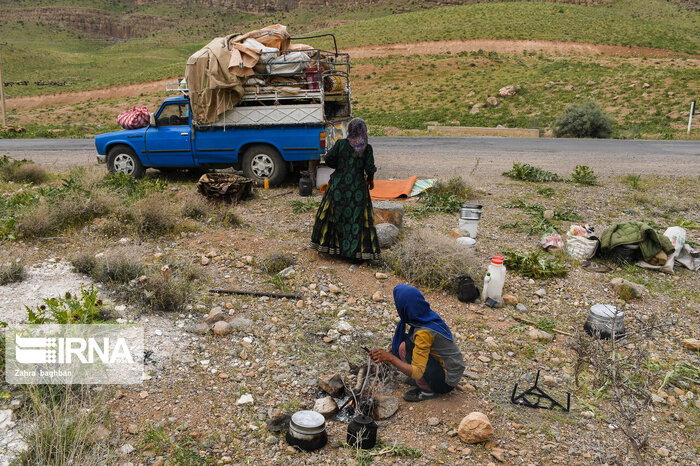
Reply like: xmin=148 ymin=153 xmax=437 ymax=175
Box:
xmin=107 ymin=145 xmax=145 ymax=179
xmin=242 ymin=145 xmax=287 ymax=187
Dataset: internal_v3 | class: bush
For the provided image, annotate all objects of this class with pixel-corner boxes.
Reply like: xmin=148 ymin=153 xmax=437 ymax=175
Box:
xmin=143 ymin=272 xmax=194 ymax=313
xmin=217 ymin=207 xmax=242 ymax=227
xmin=0 ymin=261 xmax=26 ymax=285
xmin=388 ymin=228 xmax=482 ymax=292
xmin=407 ymin=176 xmax=474 ymax=218
xmin=553 ymin=101 xmax=612 ymax=139
xmin=261 ymin=253 xmax=295 ymax=274
xmin=181 ymin=193 xmax=211 ymax=220
xmin=570 ymin=165 xmax=598 ymax=186
xmin=71 ymin=253 xmax=144 ymax=284
xmin=128 ymin=192 xmax=179 ymax=235
xmin=0 ymin=156 xmax=50 ymax=184
xmin=504 ymin=250 xmax=569 ymax=279
xmin=502 ymin=163 xmax=562 ymax=182
xmin=290 ymin=199 xmax=320 ymax=214
xmin=26 ymin=286 xmax=106 ymax=324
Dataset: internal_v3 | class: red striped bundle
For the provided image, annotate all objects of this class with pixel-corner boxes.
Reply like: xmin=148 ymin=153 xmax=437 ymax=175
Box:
xmin=116 ymin=106 xmax=150 ymax=130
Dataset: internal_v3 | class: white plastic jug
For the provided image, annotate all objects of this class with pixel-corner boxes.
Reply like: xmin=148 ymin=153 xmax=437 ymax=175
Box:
xmin=481 ymin=255 xmax=505 ymax=305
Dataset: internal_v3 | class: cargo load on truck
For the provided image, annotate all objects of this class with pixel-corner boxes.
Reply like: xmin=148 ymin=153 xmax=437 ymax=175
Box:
xmin=182 ymin=24 xmax=351 ymax=133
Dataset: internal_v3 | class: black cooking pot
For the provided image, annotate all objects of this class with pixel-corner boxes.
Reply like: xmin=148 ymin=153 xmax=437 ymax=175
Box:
xmin=347 ymin=414 xmax=378 ymax=450
xmin=286 ymin=410 xmax=327 ymax=451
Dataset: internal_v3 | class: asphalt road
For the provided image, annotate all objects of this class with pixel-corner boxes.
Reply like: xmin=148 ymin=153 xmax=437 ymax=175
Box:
xmin=1 ymin=137 xmax=699 ymax=179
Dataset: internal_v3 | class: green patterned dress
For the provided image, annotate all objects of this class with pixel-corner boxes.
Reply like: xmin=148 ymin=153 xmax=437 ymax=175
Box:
xmin=310 ymin=139 xmax=381 ymax=260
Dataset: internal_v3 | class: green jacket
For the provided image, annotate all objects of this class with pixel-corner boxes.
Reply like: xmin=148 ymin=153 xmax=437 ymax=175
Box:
xmin=600 ymin=221 xmax=674 ymax=262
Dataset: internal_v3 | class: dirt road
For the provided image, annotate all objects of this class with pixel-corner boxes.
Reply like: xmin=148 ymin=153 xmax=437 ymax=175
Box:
xmin=7 ymin=38 xmax=697 ymax=111
xmin=3 ymin=137 xmax=699 ymax=179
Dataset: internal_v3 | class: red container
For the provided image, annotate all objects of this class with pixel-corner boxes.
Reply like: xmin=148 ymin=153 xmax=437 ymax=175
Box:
xmin=305 ymin=67 xmax=320 ymax=90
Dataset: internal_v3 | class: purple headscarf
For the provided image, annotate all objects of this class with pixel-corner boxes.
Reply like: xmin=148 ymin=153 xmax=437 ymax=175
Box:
xmin=347 ymin=117 xmax=368 ymax=155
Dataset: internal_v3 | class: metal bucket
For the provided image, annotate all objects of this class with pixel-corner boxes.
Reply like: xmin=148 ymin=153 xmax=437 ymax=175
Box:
xmin=460 ymin=204 xmax=483 ymax=220
xmin=286 ymin=410 xmax=328 ymax=451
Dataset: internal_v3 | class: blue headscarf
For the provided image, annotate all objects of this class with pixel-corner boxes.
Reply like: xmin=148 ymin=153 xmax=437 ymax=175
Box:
xmin=391 ymin=285 xmax=453 ymax=357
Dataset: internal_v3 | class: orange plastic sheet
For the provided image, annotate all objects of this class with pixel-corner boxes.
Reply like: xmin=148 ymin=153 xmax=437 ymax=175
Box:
xmin=369 ymin=176 xmax=418 ymax=200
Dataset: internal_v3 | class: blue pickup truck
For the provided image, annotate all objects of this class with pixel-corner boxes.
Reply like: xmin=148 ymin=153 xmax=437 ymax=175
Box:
xmin=95 ymin=45 xmax=351 ymax=186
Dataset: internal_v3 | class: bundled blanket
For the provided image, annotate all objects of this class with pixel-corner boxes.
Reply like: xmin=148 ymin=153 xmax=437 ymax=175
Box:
xmin=600 ymin=221 xmax=675 ymax=262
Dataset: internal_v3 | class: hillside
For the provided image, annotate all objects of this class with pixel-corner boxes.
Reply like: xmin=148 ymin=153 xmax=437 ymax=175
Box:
xmin=0 ymin=0 xmax=698 ymax=139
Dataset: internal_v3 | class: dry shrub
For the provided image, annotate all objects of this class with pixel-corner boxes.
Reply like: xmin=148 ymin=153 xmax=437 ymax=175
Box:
xmin=261 ymin=252 xmax=295 ymax=274
xmin=16 ymin=191 xmax=116 ymax=238
xmin=0 ymin=261 xmax=26 ymax=285
xmin=71 ymin=252 xmax=144 ymax=284
xmin=388 ymin=228 xmax=483 ymax=292
xmin=2 ymin=162 xmax=50 ymax=185
xmin=181 ymin=192 xmax=211 ymax=220
xmin=217 ymin=207 xmax=242 ymax=227
xmin=128 ymin=192 xmax=179 ymax=235
xmin=143 ymin=272 xmax=194 ymax=313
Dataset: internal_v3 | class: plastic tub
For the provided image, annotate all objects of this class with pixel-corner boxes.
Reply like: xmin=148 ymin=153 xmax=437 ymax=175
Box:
xmin=316 ymin=166 xmax=335 ymax=188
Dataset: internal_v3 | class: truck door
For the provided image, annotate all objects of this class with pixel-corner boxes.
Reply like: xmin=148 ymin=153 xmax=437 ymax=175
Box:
xmin=144 ymin=102 xmax=195 ymax=167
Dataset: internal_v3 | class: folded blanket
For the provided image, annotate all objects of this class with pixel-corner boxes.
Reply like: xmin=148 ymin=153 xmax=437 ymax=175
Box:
xmin=600 ymin=221 xmax=675 ymax=262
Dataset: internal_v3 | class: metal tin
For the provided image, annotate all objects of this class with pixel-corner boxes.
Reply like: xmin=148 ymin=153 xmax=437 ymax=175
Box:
xmin=286 ymin=410 xmax=328 ymax=451
xmin=460 ymin=204 xmax=483 ymax=220
xmin=584 ymin=304 xmax=625 ymax=339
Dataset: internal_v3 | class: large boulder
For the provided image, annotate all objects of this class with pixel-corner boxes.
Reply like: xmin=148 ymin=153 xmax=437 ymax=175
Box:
xmin=205 ymin=307 xmax=225 ymax=325
xmin=458 ymin=412 xmax=494 ymax=444
xmin=318 ymin=374 xmax=345 ymax=397
xmin=372 ymin=201 xmax=404 ymax=230
xmin=376 ymin=223 xmax=400 ymax=249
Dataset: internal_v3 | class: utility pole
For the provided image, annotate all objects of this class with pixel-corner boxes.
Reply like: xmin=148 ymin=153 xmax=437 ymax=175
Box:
xmin=0 ymin=43 xmax=7 ymax=127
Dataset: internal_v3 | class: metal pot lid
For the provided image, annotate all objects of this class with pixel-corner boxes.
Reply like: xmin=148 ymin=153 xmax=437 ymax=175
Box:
xmin=590 ymin=304 xmax=623 ymax=319
xmin=461 ymin=203 xmax=483 ymax=210
xmin=291 ymin=410 xmax=325 ymax=430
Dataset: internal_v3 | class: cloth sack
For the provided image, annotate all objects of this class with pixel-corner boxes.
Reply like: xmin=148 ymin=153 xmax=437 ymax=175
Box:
xmin=566 ymin=234 xmax=599 ymax=260
xmin=638 ymin=227 xmax=700 ymax=273
xmin=116 ymin=106 xmax=150 ymax=130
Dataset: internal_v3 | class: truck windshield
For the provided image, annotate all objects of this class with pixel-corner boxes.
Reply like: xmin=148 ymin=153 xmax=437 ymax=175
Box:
xmin=157 ymin=103 xmax=190 ymax=126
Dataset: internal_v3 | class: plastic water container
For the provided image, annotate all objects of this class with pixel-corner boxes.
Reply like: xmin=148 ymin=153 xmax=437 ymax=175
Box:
xmin=316 ymin=166 xmax=335 ymax=188
xmin=481 ymin=255 xmax=506 ymax=305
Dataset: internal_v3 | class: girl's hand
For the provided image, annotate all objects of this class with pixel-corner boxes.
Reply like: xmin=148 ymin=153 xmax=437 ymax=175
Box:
xmin=370 ymin=349 xmax=393 ymax=363
xmin=367 ymin=178 xmax=374 ymax=190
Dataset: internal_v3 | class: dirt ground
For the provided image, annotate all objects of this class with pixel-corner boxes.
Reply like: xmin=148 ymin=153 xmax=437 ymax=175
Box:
xmin=1 ymin=151 xmax=698 ymax=464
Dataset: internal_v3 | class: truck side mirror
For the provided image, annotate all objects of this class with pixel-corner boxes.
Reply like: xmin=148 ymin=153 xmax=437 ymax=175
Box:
xmin=149 ymin=114 xmax=156 ymax=127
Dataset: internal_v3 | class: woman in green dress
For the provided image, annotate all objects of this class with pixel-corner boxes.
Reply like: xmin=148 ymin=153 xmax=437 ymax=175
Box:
xmin=310 ymin=118 xmax=381 ymax=260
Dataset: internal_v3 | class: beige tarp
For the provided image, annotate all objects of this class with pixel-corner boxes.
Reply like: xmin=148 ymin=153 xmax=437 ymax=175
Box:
xmin=185 ymin=24 xmax=293 ymax=124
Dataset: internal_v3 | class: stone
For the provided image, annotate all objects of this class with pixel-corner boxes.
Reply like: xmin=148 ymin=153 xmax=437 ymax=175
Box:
xmin=450 ymin=228 xmax=462 ymax=239
xmin=187 ymin=322 xmax=210 ymax=335
xmin=498 ymin=85 xmax=517 ymax=97
xmin=372 ymin=201 xmax=404 ymax=230
xmin=372 ymin=291 xmax=384 ymax=302
xmin=205 ymin=308 xmax=226 ymax=325
xmin=318 ymin=374 xmax=345 ymax=397
xmin=666 ymin=111 xmax=681 ymax=120
xmin=329 ymin=284 xmax=341 ymax=294
xmin=534 ymin=289 xmax=546 ymax=298
xmin=236 ymin=394 xmax=254 ymax=405
xmin=279 ymin=266 xmax=296 ymax=278
xmin=491 ymin=448 xmax=506 ymax=462
xmin=516 ymin=303 xmax=528 ymax=313
xmin=681 ymin=338 xmax=700 ymax=351
xmin=117 ymin=444 xmax=135 ymax=456
xmin=200 ymin=256 xmax=210 ymax=266
xmin=373 ymin=395 xmax=399 ymax=420
xmin=376 ymin=223 xmax=400 ymax=249
xmin=213 ymin=321 xmax=232 ymax=336
xmin=139 ymin=391 xmax=149 ymax=399
xmin=127 ymin=423 xmax=138 ymax=435
xmin=502 ymin=294 xmax=518 ymax=306
xmin=485 ymin=96 xmax=499 ymax=107
xmin=581 ymin=410 xmax=595 ymax=419
xmin=527 ymin=328 xmax=554 ymax=342
xmin=563 ymin=85 xmax=575 ymax=91
xmin=427 ymin=417 xmax=440 ymax=426
xmin=230 ymin=317 xmax=253 ymax=330
xmin=458 ymin=412 xmax=494 ymax=444
xmin=375 ymin=272 xmax=388 ymax=280
xmin=657 ymin=446 xmax=669 ymax=457
xmin=313 ymin=396 xmax=338 ymax=418
xmin=296 ymin=300 xmax=304 ymax=308
xmin=470 ymin=105 xmax=481 ymax=115
xmin=643 ymin=82 xmax=651 ymax=88
xmin=92 ymin=423 xmax=110 ymax=442
xmin=543 ymin=210 xmax=554 ymax=219
xmin=337 ymin=320 xmax=354 ymax=335
xmin=610 ymin=277 xmax=646 ymax=300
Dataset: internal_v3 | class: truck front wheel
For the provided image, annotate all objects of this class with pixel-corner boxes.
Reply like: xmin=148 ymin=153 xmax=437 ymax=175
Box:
xmin=242 ymin=145 xmax=287 ymax=187
xmin=107 ymin=146 xmax=145 ymax=179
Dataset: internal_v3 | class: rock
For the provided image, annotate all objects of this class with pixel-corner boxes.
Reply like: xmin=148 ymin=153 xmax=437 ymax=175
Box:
xmin=127 ymin=423 xmax=139 ymax=435
xmin=296 ymin=300 xmax=304 ymax=308
xmin=563 ymin=85 xmax=575 ymax=91
xmin=498 ymin=85 xmax=517 ymax=97
xmin=542 ymin=375 xmax=557 ymax=386
xmin=376 ymin=223 xmax=400 ymax=249
xmin=657 ymin=446 xmax=669 ymax=457
xmin=313 ymin=396 xmax=338 ymax=418
xmin=236 ymin=394 xmax=254 ymax=405
xmin=543 ymin=209 xmax=554 ymax=219
xmin=666 ymin=111 xmax=681 ymax=120
xmin=318 ymin=374 xmax=345 ymax=397
xmin=643 ymin=82 xmax=651 ymax=88
xmin=491 ymin=448 xmax=506 ymax=462
xmin=375 ymin=272 xmax=388 ymax=280
xmin=610 ymin=277 xmax=646 ymax=300
xmin=337 ymin=320 xmax=354 ymax=335
xmin=205 ymin=307 xmax=226 ymax=325
xmin=502 ymin=294 xmax=518 ymax=306
xmin=427 ymin=417 xmax=440 ymax=427
xmin=681 ymin=338 xmax=700 ymax=351
xmin=117 ymin=444 xmax=135 ymax=457
xmin=478 ymin=355 xmax=491 ymax=363
xmin=372 ymin=201 xmax=404 ymax=230
xmin=279 ymin=266 xmax=296 ymax=278
xmin=329 ymin=284 xmax=341 ymax=294
xmin=200 ymin=256 xmax=210 ymax=266
xmin=186 ymin=322 xmax=210 ymax=335
xmin=91 ymin=423 xmax=110 ymax=443
xmin=581 ymin=410 xmax=595 ymax=419
xmin=373 ymin=395 xmax=399 ymax=420
xmin=450 ymin=228 xmax=462 ymax=239
xmin=470 ymin=105 xmax=481 ymax=115
xmin=651 ymin=394 xmax=666 ymax=405
xmin=534 ymin=289 xmax=546 ymax=298
xmin=516 ymin=303 xmax=528 ymax=313
xmin=139 ymin=391 xmax=149 ymax=399
xmin=458 ymin=412 xmax=494 ymax=444
xmin=213 ymin=321 xmax=232 ymax=336
xmin=527 ymin=328 xmax=554 ymax=342
xmin=485 ymin=96 xmax=498 ymax=107
xmin=230 ymin=317 xmax=253 ymax=330
xmin=372 ymin=291 xmax=384 ymax=302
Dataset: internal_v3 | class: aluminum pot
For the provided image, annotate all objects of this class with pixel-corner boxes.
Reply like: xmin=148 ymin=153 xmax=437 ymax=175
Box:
xmin=286 ymin=410 xmax=328 ymax=451
xmin=584 ymin=304 xmax=625 ymax=339
xmin=460 ymin=204 xmax=483 ymax=220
